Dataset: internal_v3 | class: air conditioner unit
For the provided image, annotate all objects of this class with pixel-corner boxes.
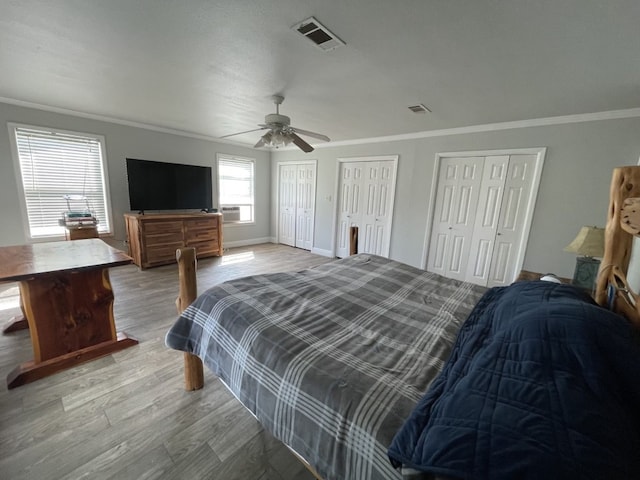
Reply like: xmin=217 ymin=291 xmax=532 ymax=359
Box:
xmin=221 ymin=206 xmax=241 ymax=222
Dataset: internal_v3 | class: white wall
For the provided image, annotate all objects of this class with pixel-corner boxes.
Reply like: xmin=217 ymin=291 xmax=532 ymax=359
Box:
xmin=3 ymin=101 xmax=638 ymax=282
xmin=0 ymin=102 xmax=271 ymax=248
xmin=272 ymin=117 xmax=640 ymax=279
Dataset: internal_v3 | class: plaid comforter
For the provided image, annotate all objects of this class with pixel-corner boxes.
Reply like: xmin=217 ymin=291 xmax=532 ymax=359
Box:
xmin=165 ymin=254 xmax=486 ymax=480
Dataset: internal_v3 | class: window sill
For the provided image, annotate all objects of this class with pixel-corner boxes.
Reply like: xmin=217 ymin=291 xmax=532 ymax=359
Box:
xmin=29 ymin=231 xmax=113 ymax=243
xmin=223 ymin=221 xmax=255 ymax=227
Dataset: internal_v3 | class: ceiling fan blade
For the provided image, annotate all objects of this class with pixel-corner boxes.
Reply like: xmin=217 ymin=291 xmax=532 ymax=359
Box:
xmin=289 ymin=132 xmax=314 ymax=153
xmin=289 ymin=126 xmax=330 ymax=142
xmin=219 ymin=127 xmax=267 ymax=139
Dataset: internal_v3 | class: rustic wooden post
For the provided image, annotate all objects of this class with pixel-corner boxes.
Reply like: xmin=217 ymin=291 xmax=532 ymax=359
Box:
xmin=176 ymin=247 xmax=204 ymax=391
xmin=621 ymin=197 xmax=640 ymax=236
xmin=349 ymin=226 xmax=358 ymax=256
xmin=595 ymin=166 xmax=640 ymax=327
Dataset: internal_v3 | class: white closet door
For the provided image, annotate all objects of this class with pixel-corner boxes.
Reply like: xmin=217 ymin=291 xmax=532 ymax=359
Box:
xmin=427 ymin=157 xmax=484 ymax=281
xmin=336 ymin=159 xmax=397 ymax=258
xmin=487 ymin=154 xmax=536 ymax=287
xmin=359 ymin=162 xmax=379 ymax=254
xmin=336 ymin=162 xmax=364 ymax=258
xmin=372 ymin=160 xmax=395 ymax=256
xmin=279 ymin=164 xmax=296 ymax=247
xmin=295 ymin=164 xmax=316 ymax=250
xmin=427 ymin=150 xmax=544 ymax=286
xmin=464 ymin=156 xmax=509 ymax=285
xmin=358 ymin=161 xmax=395 ymax=256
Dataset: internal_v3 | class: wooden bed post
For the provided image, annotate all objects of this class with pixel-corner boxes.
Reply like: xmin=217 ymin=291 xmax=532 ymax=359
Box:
xmin=595 ymin=166 xmax=640 ymax=327
xmin=349 ymin=226 xmax=358 ymax=256
xmin=176 ymin=247 xmax=204 ymax=391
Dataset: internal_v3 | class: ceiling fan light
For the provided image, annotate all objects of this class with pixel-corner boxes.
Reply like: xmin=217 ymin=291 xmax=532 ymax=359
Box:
xmin=221 ymin=95 xmax=329 ymax=153
xmin=261 ymin=131 xmax=273 ymax=146
xmin=272 ymin=131 xmax=286 ymax=146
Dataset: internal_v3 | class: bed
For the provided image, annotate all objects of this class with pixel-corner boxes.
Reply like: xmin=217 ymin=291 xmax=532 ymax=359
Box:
xmin=166 ymin=252 xmax=487 ymax=479
xmin=165 ymin=166 xmax=640 ymax=480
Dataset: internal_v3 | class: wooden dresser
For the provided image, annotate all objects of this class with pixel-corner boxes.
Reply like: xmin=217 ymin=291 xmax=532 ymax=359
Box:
xmin=124 ymin=213 xmax=223 ymax=268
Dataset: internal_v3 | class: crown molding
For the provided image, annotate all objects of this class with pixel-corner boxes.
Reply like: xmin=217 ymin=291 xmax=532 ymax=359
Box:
xmin=0 ymin=96 xmax=257 ymax=149
xmin=313 ymin=107 xmax=640 ymax=149
xmin=2 ymin=96 xmax=639 ymax=150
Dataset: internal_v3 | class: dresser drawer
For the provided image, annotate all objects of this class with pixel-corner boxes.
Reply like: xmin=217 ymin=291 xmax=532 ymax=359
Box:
xmin=189 ymin=240 xmax=220 ymax=256
xmin=186 ymin=229 xmax=217 ymax=243
xmin=144 ymin=231 xmax=184 ymax=246
xmin=185 ymin=218 xmax=218 ymax=231
xmin=145 ymin=242 xmax=184 ymax=263
xmin=143 ymin=221 xmax=183 ymax=234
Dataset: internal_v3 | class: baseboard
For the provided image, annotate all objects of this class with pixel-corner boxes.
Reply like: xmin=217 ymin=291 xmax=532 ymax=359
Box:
xmin=223 ymin=237 xmax=273 ymax=249
xmin=223 ymin=239 xmax=334 ymax=257
xmin=311 ymin=247 xmax=333 ymax=258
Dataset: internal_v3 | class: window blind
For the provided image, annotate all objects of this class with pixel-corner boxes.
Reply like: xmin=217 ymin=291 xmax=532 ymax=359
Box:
xmin=13 ymin=126 xmax=111 ymax=238
xmin=218 ymin=156 xmax=255 ymax=222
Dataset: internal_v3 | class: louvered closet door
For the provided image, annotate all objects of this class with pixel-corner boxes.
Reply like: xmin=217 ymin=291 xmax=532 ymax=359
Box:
xmin=427 ymin=157 xmax=484 ymax=281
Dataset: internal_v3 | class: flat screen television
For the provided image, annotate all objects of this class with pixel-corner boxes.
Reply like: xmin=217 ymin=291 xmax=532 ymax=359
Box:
xmin=126 ymin=158 xmax=213 ymax=212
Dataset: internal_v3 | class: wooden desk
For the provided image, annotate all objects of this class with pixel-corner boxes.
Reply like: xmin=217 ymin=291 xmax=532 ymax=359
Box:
xmin=0 ymin=239 xmax=138 ymax=388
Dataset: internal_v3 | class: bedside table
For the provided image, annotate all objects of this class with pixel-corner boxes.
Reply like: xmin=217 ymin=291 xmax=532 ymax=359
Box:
xmin=516 ymin=270 xmax=572 ymax=284
xmin=516 ymin=270 xmax=594 ymax=296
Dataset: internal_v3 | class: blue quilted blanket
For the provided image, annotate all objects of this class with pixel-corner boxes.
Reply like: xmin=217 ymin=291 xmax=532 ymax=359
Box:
xmin=388 ymin=281 xmax=640 ymax=480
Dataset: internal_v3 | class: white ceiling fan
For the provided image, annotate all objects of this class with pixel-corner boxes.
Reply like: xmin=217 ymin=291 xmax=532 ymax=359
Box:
xmin=220 ymin=95 xmax=330 ymax=153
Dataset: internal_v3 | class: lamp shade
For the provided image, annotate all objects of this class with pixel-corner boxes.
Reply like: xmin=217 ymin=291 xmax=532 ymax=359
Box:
xmin=564 ymin=226 xmax=605 ymax=257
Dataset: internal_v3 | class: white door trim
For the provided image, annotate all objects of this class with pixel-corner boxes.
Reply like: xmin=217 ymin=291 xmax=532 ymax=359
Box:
xmin=276 ymin=159 xmax=317 ymax=248
xmin=332 ymin=155 xmax=399 ymax=257
xmin=421 ymin=147 xmax=547 ymax=282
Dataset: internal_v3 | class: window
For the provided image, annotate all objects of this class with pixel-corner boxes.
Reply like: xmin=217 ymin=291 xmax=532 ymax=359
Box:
xmin=217 ymin=154 xmax=255 ymax=224
xmin=10 ymin=124 xmax=112 ymax=239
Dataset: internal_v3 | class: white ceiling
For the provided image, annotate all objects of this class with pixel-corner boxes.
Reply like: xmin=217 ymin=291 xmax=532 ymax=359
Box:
xmin=1 ymin=0 xmax=639 ymax=147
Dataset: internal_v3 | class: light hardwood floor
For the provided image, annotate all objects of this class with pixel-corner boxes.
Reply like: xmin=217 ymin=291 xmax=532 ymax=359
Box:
xmin=0 ymin=243 xmax=333 ymax=480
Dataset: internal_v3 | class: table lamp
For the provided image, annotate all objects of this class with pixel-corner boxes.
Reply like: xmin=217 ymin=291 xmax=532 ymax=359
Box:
xmin=563 ymin=226 xmax=605 ymax=290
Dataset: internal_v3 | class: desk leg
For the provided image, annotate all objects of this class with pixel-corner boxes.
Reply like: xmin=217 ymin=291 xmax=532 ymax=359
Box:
xmin=6 ymin=267 xmax=138 ymax=389
xmin=2 ymin=294 xmax=29 ymax=333
xmin=2 ymin=316 xmax=28 ymax=333
xmin=7 ymin=332 xmax=137 ymax=389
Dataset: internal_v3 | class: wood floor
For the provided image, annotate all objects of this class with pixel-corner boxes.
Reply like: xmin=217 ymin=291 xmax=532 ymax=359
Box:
xmin=0 ymin=243 xmax=334 ymax=480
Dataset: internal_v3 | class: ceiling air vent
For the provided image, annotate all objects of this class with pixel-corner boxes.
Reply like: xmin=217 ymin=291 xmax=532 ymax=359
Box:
xmin=408 ymin=104 xmax=432 ymax=114
xmin=293 ymin=17 xmax=345 ymax=52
